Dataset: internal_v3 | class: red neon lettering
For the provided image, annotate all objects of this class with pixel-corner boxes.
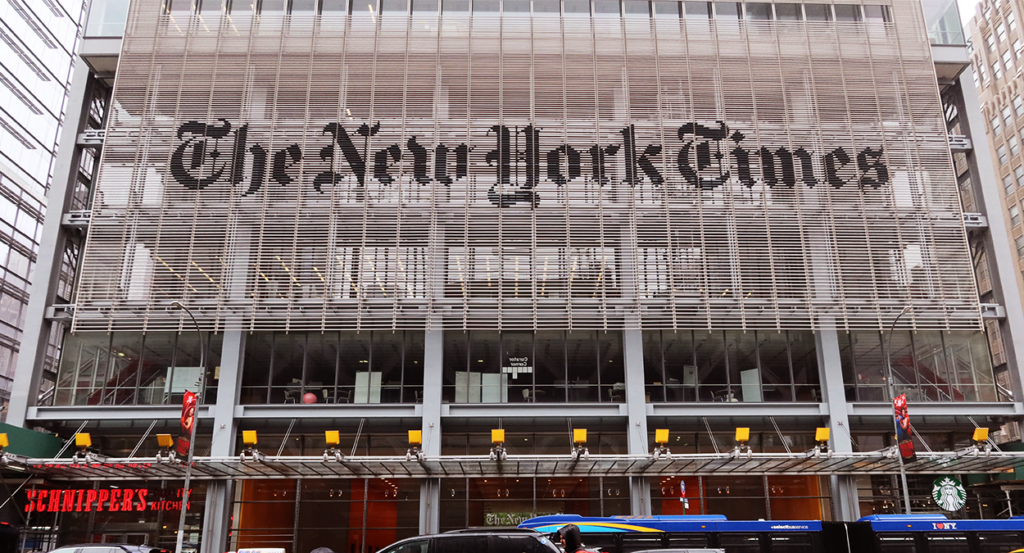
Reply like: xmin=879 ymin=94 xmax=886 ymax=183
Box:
xmin=47 ymin=491 xmax=60 ymax=512
xmin=122 ymin=489 xmax=135 ymax=512
xmin=76 ymin=489 xmax=84 ymax=511
xmin=62 ymin=490 xmax=74 ymax=512
xmin=85 ymin=489 xmax=97 ymax=512
xmin=24 ymin=490 xmax=34 ymax=513
xmin=109 ymin=490 xmax=121 ymax=512
xmin=35 ymin=490 xmax=47 ymax=513
xmin=137 ymin=489 xmax=147 ymax=511
xmin=96 ymin=489 xmax=109 ymax=512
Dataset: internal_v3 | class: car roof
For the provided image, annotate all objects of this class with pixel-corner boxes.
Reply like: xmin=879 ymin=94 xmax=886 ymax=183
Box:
xmin=52 ymin=545 xmax=167 ymax=553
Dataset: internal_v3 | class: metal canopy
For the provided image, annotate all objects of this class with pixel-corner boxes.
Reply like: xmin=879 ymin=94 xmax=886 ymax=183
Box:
xmin=17 ymin=450 xmax=1024 ymax=481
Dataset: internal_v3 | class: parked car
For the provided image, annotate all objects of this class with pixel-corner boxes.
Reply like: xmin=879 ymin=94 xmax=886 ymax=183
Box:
xmin=380 ymin=530 xmax=560 ymax=553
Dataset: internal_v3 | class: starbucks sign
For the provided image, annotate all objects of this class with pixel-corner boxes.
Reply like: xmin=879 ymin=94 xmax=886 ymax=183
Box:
xmin=932 ymin=476 xmax=967 ymax=512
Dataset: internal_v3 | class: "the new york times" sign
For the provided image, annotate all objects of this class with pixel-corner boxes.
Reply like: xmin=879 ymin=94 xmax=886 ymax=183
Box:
xmin=169 ymin=118 xmax=889 ymax=206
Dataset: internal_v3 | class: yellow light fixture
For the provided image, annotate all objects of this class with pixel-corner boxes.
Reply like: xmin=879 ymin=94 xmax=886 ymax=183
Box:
xmin=815 ymin=428 xmax=830 ymax=443
xmin=157 ymin=434 xmax=174 ymax=448
xmin=75 ymin=433 xmax=92 ymax=448
xmin=734 ymin=428 xmax=749 ymax=443
xmin=573 ymin=429 xmax=587 ymax=444
xmin=325 ymin=430 xmax=341 ymax=446
xmin=409 ymin=430 xmax=422 ymax=445
xmin=491 ymin=429 xmax=505 ymax=444
xmin=655 ymin=429 xmax=669 ymax=444
xmin=973 ymin=427 xmax=990 ymax=443
xmin=242 ymin=430 xmax=258 ymax=446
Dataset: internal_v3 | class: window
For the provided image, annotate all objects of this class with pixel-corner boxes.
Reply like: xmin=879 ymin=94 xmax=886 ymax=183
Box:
xmin=381 ymin=541 xmax=429 ymax=553
xmin=435 ymin=537 xmax=488 ymax=553
xmin=995 ymin=61 xmax=1004 ymax=80
xmin=1015 ymin=165 xmax=1024 ymax=188
xmin=977 ymin=532 xmax=1024 ymax=553
xmin=1004 ymin=174 xmax=1015 ymax=195
xmin=1010 ymin=135 xmax=1019 ymax=156
xmin=1015 ymin=96 xmax=1023 ymax=116
xmin=775 ymin=3 xmax=802 ymax=20
xmin=863 ymin=4 xmax=890 ymax=23
xmin=1005 ymin=49 xmax=1015 ymax=70
xmin=1011 ymin=204 xmax=1021 ymax=226
xmin=622 ymin=536 xmax=665 ymax=553
xmin=745 ymin=2 xmax=772 ymax=19
xmin=770 ymin=533 xmax=816 ymax=553
xmin=1016 ymin=235 xmax=1024 ymax=258
xmin=925 ymin=533 xmax=969 ymax=553
xmin=493 ymin=536 xmax=548 ymax=553
xmin=988 ymin=32 xmax=997 ymax=51
xmin=833 ymin=4 xmax=861 ymax=21
xmin=878 ymin=533 xmax=917 ymax=553
xmin=803 ymin=3 xmax=830 ymax=20
xmin=1010 ymin=11 xmax=1018 ymax=31
xmin=982 ymin=63 xmax=990 ymax=83
xmin=998 ymin=23 xmax=1007 ymax=42
xmin=719 ymin=534 xmax=762 ymax=553
xmin=998 ymin=144 xmax=1009 ymax=164
xmin=1004 ymin=105 xmax=1014 ymax=127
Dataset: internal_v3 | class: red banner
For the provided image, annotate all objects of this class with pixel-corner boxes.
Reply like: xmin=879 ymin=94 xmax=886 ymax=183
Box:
xmin=893 ymin=394 xmax=916 ymax=462
xmin=177 ymin=390 xmax=197 ymax=456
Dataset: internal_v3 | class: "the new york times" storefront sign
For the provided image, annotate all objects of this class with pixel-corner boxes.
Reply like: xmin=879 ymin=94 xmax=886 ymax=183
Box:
xmin=168 ymin=119 xmax=889 ymax=206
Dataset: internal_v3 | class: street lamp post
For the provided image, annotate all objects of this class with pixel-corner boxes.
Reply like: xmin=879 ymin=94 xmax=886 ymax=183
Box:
xmin=172 ymin=301 xmax=205 ymax=553
xmin=884 ymin=305 xmax=913 ymax=515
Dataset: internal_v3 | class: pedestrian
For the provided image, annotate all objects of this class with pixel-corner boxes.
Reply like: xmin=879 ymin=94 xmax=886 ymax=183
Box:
xmin=556 ymin=524 xmax=584 ymax=553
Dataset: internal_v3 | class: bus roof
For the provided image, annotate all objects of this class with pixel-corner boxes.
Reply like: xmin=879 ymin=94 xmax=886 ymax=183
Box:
xmin=859 ymin=514 xmax=1024 ymax=532
xmin=518 ymin=515 xmax=821 ymax=533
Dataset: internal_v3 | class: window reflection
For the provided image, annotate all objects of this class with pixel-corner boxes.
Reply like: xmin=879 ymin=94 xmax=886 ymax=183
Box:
xmin=840 ymin=330 xmax=1000 ymax=403
xmin=644 ymin=329 xmax=820 ymax=403
xmin=240 ymin=331 xmax=424 ymax=404
xmin=54 ymin=331 xmax=221 ymax=406
xmin=442 ymin=330 xmax=624 ymax=403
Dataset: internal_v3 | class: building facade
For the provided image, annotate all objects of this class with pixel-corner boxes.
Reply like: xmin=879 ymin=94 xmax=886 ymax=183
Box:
xmin=7 ymin=0 xmax=1024 ymax=551
xmin=967 ymin=0 xmax=1024 ymax=356
xmin=0 ymin=0 xmax=86 ymax=413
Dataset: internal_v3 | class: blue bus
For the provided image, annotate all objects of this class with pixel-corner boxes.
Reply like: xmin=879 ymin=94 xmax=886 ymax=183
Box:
xmin=518 ymin=513 xmax=1024 ymax=553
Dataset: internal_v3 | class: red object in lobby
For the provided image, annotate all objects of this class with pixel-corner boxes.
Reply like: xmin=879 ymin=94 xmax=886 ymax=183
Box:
xmin=302 ymin=393 xmax=318 ymax=404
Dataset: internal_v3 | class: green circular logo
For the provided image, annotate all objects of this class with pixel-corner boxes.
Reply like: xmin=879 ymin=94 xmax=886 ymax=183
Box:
xmin=932 ymin=476 xmax=967 ymax=511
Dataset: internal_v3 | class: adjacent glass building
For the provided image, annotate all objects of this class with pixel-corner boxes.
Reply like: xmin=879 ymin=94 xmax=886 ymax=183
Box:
xmin=0 ymin=0 xmax=85 ymax=413
xmin=7 ymin=0 xmax=1024 ymax=550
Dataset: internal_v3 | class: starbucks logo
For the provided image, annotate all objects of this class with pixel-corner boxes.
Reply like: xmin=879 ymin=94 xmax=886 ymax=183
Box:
xmin=932 ymin=476 xmax=967 ymax=512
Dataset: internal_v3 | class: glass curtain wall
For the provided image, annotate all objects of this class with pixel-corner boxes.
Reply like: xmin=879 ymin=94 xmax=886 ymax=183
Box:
xmin=439 ymin=477 xmax=630 ymax=531
xmin=840 ymin=330 xmax=1001 ymax=402
xmin=643 ymin=330 xmax=819 ymax=402
xmin=650 ymin=475 xmax=831 ymax=521
xmin=230 ymin=479 xmax=420 ymax=553
xmin=52 ymin=331 xmax=222 ymax=406
xmin=241 ymin=331 xmax=424 ymax=404
xmin=442 ymin=330 xmax=624 ymax=403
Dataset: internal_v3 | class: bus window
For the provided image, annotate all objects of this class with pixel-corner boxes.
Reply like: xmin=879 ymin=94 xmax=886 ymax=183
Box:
xmin=581 ymin=534 xmax=617 ymax=553
xmin=621 ymin=535 xmax=663 ymax=552
xmin=718 ymin=533 xmax=761 ymax=553
xmin=667 ymin=534 xmax=709 ymax=548
xmin=769 ymin=533 xmax=815 ymax=552
xmin=924 ymin=533 xmax=968 ymax=553
xmin=978 ymin=532 xmax=1024 ymax=552
xmin=877 ymin=533 xmax=917 ymax=553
